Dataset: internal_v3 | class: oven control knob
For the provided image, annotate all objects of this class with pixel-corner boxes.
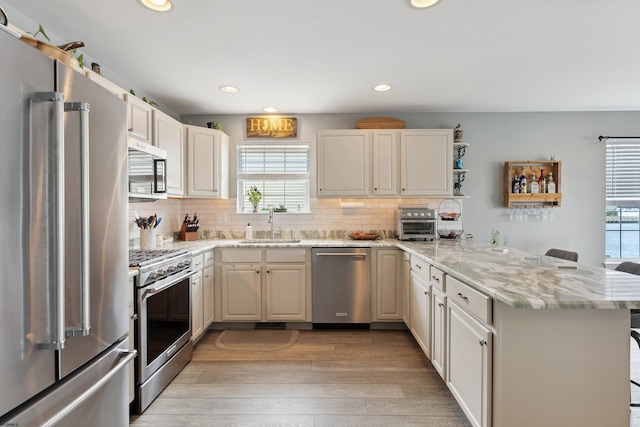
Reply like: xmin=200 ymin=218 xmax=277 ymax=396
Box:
xmin=148 ymin=272 xmax=158 ymax=281
xmin=406 ymin=212 xmax=412 ymax=217
xmin=167 ymin=265 xmax=177 ymax=273
xmin=419 ymin=212 xmax=425 ymax=217
xmin=157 ymin=269 xmax=166 ymax=277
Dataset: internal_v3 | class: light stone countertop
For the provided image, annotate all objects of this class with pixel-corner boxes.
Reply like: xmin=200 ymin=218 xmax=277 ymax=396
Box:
xmin=136 ymin=238 xmax=640 ymax=310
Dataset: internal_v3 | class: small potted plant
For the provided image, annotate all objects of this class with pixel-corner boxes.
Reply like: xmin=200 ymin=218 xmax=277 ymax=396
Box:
xmin=247 ymin=186 xmax=262 ymax=213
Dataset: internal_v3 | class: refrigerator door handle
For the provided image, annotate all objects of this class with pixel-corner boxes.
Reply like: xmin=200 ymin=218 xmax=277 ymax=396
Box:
xmin=34 ymin=92 xmax=67 ymax=350
xmin=64 ymin=101 xmax=92 ymax=337
xmin=40 ymin=350 xmax=137 ymax=427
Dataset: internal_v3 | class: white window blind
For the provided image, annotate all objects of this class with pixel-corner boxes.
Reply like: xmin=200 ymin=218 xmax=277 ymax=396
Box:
xmin=606 ymin=140 xmax=640 ymax=203
xmin=237 ymin=143 xmax=310 ymax=212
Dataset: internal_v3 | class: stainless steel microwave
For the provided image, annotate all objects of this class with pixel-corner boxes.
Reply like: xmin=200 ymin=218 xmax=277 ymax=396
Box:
xmin=128 ymin=139 xmax=167 ymax=202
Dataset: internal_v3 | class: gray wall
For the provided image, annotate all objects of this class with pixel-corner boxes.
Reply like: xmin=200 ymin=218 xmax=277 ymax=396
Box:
xmin=182 ymin=111 xmax=640 ymax=266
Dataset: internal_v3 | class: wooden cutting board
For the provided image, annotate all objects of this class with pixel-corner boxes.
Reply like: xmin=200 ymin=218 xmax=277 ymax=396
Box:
xmin=356 ymin=116 xmax=406 ymax=129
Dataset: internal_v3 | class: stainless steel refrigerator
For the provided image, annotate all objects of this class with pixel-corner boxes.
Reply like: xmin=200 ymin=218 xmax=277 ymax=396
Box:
xmin=0 ymin=27 xmax=134 ymax=426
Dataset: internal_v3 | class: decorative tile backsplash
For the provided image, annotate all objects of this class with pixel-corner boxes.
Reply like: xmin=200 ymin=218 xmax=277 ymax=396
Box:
xmin=129 ymin=197 xmax=453 ymax=243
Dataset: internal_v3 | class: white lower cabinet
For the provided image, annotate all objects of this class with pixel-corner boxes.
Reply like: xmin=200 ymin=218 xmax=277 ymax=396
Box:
xmin=202 ymin=251 xmax=214 ymax=327
xmin=217 ymin=248 xmax=311 ymax=323
xmin=431 ymin=286 xmax=447 ymax=379
xmin=191 ymin=270 xmax=204 ymax=339
xmin=221 ymin=264 xmax=262 ymax=321
xmin=265 ymin=264 xmax=307 ymax=321
xmin=372 ymin=248 xmax=403 ymax=321
xmin=410 ymin=271 xmax=431 ymax=357
xmin=447 ymin=300 xmax=492 ymax=427
xmin=192 ymin=250 xmax=214 ymax=342
xmin=401 ymin=252 xmax=411 ymax=327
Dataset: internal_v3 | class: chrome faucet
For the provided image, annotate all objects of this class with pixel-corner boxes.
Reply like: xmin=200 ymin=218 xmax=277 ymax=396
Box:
xmin=268 ymin=205 xmax=275 ymax=239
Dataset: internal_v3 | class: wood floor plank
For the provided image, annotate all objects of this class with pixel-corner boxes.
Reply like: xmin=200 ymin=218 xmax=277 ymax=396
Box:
xmin=315 ymin=415 xmax=472 ymax=427
xmin=161 ymin=382 xmax=404 ymax=399
xmin=143 ymin=396 xmax=369 ymax=415
xmin=194 ymin=369 xmax=443 ymax=385
xmin=129 ymin=414 xmax=314 ymax=427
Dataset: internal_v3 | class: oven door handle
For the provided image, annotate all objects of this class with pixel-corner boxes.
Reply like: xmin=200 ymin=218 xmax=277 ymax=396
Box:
xmin=141 ymin=269 xmax=193 ymax=301
xmin=401 ymin=219 xmax=436 ymax=223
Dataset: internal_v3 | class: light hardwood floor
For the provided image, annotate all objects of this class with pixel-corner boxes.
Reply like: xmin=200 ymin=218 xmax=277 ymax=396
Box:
xmin=130 ymin=329 xmax=472 ymax=427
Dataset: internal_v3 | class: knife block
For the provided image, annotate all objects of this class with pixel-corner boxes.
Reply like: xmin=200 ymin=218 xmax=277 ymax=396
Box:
xmin=179 ymin=223 xmax=198 ymax=241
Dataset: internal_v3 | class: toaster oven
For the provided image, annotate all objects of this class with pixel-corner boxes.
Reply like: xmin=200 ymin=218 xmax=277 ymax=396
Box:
xmin=395 ymin=206 xmax=436 ymax=241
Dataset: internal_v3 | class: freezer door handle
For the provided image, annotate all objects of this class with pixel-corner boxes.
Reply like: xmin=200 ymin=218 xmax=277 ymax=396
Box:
xmin=34 ymin=92 xmax=67 ymax=350
xmin=39 ymin=349 xmax=137 ymax=427
xmin=64 ymin=101 xmax=92 ymax=337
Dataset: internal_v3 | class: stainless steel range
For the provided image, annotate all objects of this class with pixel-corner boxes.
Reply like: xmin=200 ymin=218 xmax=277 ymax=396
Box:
xmin=129 ymin=249 xmax=194 ymax=413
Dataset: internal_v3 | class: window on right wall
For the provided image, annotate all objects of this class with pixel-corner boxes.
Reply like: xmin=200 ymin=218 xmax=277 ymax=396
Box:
xmin=606 ymin=138 xmax=640 ymax=259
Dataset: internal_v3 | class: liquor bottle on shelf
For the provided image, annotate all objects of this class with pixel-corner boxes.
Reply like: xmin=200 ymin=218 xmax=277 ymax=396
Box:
xmin=538 ymin=169 xmax=546 ymax=193
xmin=511 ymin=173 xmax=521 ymax=193
xmin=547 ymin=172 xmax=556 ymax=193
xmin=530 ymin=172 xmax=539 ymax=193
xmin=519 ymin=168 xmax=527 ymax=194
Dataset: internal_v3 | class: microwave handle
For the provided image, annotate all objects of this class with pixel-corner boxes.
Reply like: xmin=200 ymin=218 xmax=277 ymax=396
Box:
xmin=153 ymin=158 xmax=166 ymax=193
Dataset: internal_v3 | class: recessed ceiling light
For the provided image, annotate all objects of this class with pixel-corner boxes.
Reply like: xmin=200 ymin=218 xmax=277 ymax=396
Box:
xmin=139 ymin=0 xmax=173 ymax=12
xmin=220 ymin=85 xmax=239 ymax=93
xmin=374 ymin=84 xmax=392 ymax=92
xmin=409 ymin=0 xmax=441 ymax=9
xmin=263 ymin=107 xmax=278 ymax=113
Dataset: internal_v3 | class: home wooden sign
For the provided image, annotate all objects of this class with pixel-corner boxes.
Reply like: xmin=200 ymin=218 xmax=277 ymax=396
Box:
xmin=246 ymin=117 xmax=297 ymax=138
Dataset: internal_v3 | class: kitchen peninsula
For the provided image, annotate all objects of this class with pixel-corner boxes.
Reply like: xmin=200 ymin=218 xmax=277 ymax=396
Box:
xmin=137 ymin=238 xmax=640 ymax=427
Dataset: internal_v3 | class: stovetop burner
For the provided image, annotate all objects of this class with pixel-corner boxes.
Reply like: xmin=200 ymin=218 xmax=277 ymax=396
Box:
xmin=129 ymin=248 xmax=188 ymax=268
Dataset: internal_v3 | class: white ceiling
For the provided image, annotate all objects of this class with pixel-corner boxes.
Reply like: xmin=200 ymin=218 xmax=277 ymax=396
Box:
xmin=2 ymin=0 xmax=639 ymax=115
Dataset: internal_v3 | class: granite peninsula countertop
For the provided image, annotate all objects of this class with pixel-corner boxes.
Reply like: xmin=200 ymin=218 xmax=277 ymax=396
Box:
xmin=134 ymin=238 xmax=640 ymax=310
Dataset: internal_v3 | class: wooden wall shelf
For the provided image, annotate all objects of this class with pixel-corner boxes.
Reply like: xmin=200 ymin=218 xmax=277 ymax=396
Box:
xmin=503 ymin=160 xmax=561 ymax=207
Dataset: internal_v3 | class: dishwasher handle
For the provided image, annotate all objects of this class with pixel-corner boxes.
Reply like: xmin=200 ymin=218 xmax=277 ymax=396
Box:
xmin=315 ymin=252 xmax=368 ymax=257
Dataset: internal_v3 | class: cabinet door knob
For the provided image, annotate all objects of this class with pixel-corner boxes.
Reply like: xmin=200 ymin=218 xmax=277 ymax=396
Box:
xmin=374 ymin=187 xmax=377 ymax=191
xmin=256 ymin=270 xmax=260 ymax=274
xmin=424 ymin=291 xmax=429 ymax=295
xmin=479 ymin=339 xmax=487 ymax=346
xmin=438 ymin=303 xmax=444 ymax=307
xmin=266 ymin=270 xmax=270 ymax=274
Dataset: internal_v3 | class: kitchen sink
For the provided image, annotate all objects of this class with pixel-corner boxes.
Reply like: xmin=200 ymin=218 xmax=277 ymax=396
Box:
xmin=237 ymin=239 xmax=301 ymax=244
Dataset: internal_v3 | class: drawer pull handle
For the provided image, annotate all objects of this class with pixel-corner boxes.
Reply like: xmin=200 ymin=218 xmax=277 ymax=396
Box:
xmin=424 ymin=291 xmax=429 ymax=295
xmin=457 ymin=292 xmax=468 ymax=302
xmin=431 ymin=276 xmax=439 ymax=282
xmin=479 ymin=339 xmax=487 ymax=346
xmin=438 ymin=303 xmax=444 ymax=307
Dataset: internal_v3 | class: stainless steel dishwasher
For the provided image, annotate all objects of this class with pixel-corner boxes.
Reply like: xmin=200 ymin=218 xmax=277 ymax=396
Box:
xmin=312 ymin=247 xmax=371 ymax=324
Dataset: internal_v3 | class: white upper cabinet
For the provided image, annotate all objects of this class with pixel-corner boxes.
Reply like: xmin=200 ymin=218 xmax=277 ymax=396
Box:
xmin=318 ymin=128 xmax=452 ymax=198
xmin=400 ymin=129 xmax=453 ymax=196
xmin=153 ymin=109 xmax=184 ymax=196
xmin=317 ymin=130 xmax=371 ymax=197
xmin=185 ymin=125 xmax=229 ymax=199
xmin=372 ymin=130 xmax=398 ymax=196
xmin=125 ymin=93 xmax=153 ymax=145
